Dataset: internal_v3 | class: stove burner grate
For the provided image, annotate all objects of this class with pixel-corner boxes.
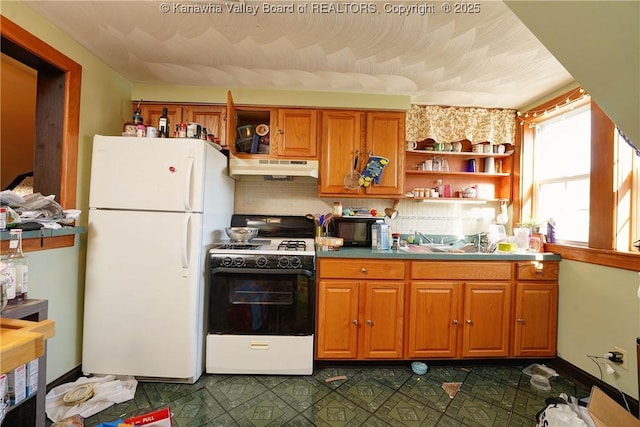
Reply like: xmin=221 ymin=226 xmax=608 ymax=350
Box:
xmin=278 ymin=240 xmax=308 ymax=251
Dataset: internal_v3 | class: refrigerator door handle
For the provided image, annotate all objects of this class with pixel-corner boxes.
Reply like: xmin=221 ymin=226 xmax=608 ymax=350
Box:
xmin=181 ymin=214 xmax=192 ymax=276
xmin=184 ymin=157 xmax=194 ymax=211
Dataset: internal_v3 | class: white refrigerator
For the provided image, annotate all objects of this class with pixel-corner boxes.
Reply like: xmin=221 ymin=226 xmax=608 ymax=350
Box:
xmin=82 ymin=135 xmax=234 ymax=383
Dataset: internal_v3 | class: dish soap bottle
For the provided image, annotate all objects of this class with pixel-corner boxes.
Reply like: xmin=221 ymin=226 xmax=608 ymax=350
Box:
xmin=2 ymin=229 xmax=28 ymax=304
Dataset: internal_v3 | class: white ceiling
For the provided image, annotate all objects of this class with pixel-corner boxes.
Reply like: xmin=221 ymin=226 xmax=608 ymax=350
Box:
xmin=25 ymin=0 xmax=574 ymax=109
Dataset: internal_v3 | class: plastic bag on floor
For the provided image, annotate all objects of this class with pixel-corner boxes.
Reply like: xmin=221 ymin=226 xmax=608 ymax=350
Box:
xmin=46 ymin=375 xmax=137 ymax=422
xmin=535 ymin=394 xmax=596 ymax=427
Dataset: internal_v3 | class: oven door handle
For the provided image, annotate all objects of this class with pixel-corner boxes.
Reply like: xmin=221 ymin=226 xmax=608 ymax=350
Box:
xmin=211 ymin=267 xmax=314 ymax=276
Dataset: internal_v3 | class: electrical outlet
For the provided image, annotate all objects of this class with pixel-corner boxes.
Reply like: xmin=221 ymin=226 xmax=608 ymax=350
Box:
xmin=614 ymin=346 xmax=628 ymax=370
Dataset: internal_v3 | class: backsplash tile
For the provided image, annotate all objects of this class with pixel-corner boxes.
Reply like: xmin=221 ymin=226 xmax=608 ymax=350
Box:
xmin=234 ymin=177 xmax=500 ymax=236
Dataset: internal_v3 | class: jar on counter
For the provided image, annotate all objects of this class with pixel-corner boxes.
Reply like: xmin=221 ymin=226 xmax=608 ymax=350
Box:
xmin=179 ymin=123 xmax=187 ymax=138
xmin=333 ymin=202 xmax=343 ymax=217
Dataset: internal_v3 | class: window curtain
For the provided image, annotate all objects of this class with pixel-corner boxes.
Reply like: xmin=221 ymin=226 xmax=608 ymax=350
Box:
xmin=406 ymin=105 xmax=517 ymax=146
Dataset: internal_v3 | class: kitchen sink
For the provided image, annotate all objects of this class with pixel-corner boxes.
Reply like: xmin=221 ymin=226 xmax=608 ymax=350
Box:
xmin=399 ymin=242 xmax=491 ymax=254
xmin=399 ymin=244 xmax=455 ymax=253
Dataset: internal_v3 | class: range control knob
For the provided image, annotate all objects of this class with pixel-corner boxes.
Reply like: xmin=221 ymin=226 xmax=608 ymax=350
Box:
xmin=278 ymin=257 xmax=291 ymax=268
xmin=234 ymin=257 xmax=245 ymax=267
xmin=289 ymin=256 xmax=302 ymax=268
xmin=256 ymin=256 xmax=269 ymax=268
xmin=221 ymin=257 xmax=234 ymax=267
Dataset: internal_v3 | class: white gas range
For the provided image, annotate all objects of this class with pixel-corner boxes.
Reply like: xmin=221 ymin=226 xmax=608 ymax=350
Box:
xmin=206 ymin=215 xmax=316 ymax=375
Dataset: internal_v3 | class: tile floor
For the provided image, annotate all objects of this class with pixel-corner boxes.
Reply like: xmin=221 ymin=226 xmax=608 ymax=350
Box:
xmin=74 ymin=363 xmax=591 ymax=426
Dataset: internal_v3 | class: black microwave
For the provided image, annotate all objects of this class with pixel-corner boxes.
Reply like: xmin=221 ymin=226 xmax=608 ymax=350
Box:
xmin=328 ymin=217 xmax=379 ymax=247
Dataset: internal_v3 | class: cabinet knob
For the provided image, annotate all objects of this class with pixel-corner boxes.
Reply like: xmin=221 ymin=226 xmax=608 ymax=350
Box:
xmin=536 ymin=269 xmax=543 ymax=275
xmin=360 ymin=268 xmax=367 ymax=274
xmin=366 ymin=319 xmax=373 ymax=326
xmin=352 ymin=319 xmax=359 ymax=325
xmin=452 ymin=319 xmax=459 ymax=325
xmin=466 ymin=319 xmax=473 ymax=325
xmin=517 ymin=318 xmax=525 ymax=324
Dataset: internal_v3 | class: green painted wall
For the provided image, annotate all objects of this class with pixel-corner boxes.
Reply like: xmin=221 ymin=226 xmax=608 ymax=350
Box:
xmin=132 ymin=84 xmax=411 ymax=110
xmin=2 ymin=1 xmax=132 ymax=382
xmin=557 ymin=261 xmax=639 ymax=399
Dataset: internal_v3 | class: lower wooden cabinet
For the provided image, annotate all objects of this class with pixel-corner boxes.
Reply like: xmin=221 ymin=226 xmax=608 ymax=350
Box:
xmin=512 ymin=261 xmax=559 ymax=357
xmin=316 ymin=259 xmax=405 ymax=360
xmin=462 ymin=282 xmax=511 ymax=357
xmin=406 ymin=280 xmax=511 ymax=359
xmin=316 ymin=259 xmax=559 ymax=362
xmin=317 ymin=280 xmax=404 ymax=359
xmin=407 ymin=281 xmax=460 ymax=358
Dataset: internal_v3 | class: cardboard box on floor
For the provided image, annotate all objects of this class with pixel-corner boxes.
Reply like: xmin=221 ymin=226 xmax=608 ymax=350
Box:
xmin=588 ymin=386 xmax=640 ymax=426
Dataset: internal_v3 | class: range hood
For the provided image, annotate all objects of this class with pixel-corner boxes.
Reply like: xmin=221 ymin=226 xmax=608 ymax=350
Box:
xmin=229 ymin=157 xmax=318 ymax=178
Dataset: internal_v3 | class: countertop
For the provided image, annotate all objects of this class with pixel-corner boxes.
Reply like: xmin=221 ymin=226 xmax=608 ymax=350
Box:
xmin=0 ymin=225 xmax=85 ymax=240
xmin=316 ymin=247 xmax=561 ymax=261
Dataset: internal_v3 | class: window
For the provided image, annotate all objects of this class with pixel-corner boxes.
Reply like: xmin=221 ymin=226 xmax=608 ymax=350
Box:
xmin=519 ymin=88 xmax=640 ymax=270
xmin=533 ymin=104 xmax=591 ymax=244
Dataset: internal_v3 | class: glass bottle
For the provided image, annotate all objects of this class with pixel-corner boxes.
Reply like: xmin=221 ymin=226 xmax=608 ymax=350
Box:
xmin=2 ymin=229 xmax=28 ymax=304
xmin=158 ymin=107 xmax=170 ymax=138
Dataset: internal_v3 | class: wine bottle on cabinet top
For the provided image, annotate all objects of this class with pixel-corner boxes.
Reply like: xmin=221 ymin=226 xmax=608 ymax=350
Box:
xmin=158 ymin=107 xmax=169 ymax=138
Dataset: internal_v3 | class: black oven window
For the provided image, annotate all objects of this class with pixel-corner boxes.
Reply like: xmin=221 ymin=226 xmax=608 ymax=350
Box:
xmin=209 ymin=271 xmax=314 ymax=335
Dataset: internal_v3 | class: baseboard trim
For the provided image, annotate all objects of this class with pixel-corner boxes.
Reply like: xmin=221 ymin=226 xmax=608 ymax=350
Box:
xmin=551 ymin=357 xmax=639 ymax=417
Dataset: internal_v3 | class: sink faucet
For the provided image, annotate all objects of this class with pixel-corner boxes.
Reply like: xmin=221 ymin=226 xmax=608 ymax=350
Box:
xmin=415 ymin=231 xmax=433 ymax=244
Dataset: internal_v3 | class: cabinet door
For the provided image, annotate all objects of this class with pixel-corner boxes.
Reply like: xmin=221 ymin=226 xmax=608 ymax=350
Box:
xmin=513 ymin=282 xmax=558 ymax=357
xmin=137 ymin=103 xmax=182 ymax=131
xmin=462 ymin=282 xmax=511 ymax=357
xmin=319 ymin=110 xmax=363 ymax=195
xmin=364 ymin=111 xmax=405 ymax=196
xmin=407 ymin=281 xmax=460 ymax=358
xmin=226 ymin=91 xmax=237 ymax=152
xmin=182 ymin=105 xmax=226 ymax=146
xmin=361 ymin=281 xmax=404 ymax=359
xmin=276 ymin=109 xmax=318 ymax=158
xmin=316 ymin=280 xmax=359 ymax=359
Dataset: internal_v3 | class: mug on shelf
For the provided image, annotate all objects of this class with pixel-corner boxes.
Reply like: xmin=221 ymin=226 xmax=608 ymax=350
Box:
xmin=452 ymin=141 xmax=463 ymax=152
xmin=466 ymin=158 xmax=477 ymax=172
xmin=406 ymin=141 xmax=418 ymax=150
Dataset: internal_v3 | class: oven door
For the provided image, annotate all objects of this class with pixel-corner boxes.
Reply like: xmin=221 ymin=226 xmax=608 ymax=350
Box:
xmin=208 ymin=268 xmax=314 ymax=336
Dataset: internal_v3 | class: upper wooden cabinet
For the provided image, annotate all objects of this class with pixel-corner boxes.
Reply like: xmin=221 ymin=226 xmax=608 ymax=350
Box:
xmin=364 ymin=112 xmax=405 ymax=196
xmin=319 ymin=110 xmax=362 ymax=195
xmin=319 ymin=110 xmax=405 ymax=197
xmin=135 ymin=103 xmax=226 ymax=145
xmin=136 ymin=103 xmax=181 ymax=134
xmin=226 ymin=92 xmax=317 ymax=159
xmin=275 ymin=108 xmax=318 ymax=158
xmin=182 ymin=105 xmax=225 ymax=144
